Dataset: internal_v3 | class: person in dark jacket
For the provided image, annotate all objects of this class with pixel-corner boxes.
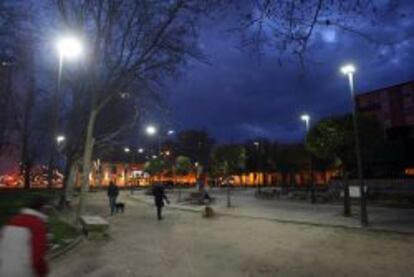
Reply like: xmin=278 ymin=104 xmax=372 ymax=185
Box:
xmin=152 ymin=184 xmax=170 ymax=220
xmin=107 ymin=181 xmax=119 ymax=215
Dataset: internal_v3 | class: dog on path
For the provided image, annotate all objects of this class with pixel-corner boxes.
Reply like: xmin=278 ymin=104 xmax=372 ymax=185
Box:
xmin=114 ymin=202 xmax=125 ymax=213
xmin=202 ymin=205 xmax=215 ymax=218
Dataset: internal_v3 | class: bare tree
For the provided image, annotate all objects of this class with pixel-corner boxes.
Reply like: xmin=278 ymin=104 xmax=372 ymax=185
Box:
xmin=236 ymin=0 xmax=410 ymax=66
xmin=53 ymin=0 xmax=218 ymax=219
xmin=0 ymin=53 xmax=14 ymax=155
xmin=0 ymin=0 xmax=20 ymax=155
xmin=0 ymin=1 xmax=43 ymax=187
xmin=61 ymin=89 xmax=142 ymax=204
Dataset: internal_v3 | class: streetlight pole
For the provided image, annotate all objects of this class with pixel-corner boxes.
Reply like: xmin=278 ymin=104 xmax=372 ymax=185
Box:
xmin=301 ymin=114 xmax=315 ymax=204
xmin=145 ymin=124 xmax=158 ymax=153
xmin=48 ymin=36 xmax=83 ymax=188
xmin=124 ymin=147 xmax=130 ymax=188
xmin=47 ymin=53 xmax=63 ymax=188
xmin=253 ymin=141 xmax=261 ymax=192
xmin=341 ymin=64 xmax=368 ymax=225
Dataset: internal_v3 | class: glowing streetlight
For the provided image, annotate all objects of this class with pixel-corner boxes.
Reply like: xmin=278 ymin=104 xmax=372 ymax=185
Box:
xmin=167 ymin=130 xmax=175 ymax=136
xmin=341 ymin=64 xmax=357 ymax=100
xmin=300 ymin=113 xmax=315 ymax=203
xmin=138 ymin=148 xmax=144 ymax=153
xmin=56 ymin=135 xmax=65 ymax=144
xmin=252 ymin=141 xmax=261 ymax=192
xmin=340 ymin=64 xmax=356 ymax=75
xmin=300 ymin=114 xmax=310 ymax=132
xmin=124 ymin=147 xmax=130 ymax=153
xmin=48 ymin=36 xmax=84 ymax=187
xmin=55 ymin=36 xmax=83 ymax=92
xmin=152 ymin=155 xmax=157 ymax=159
xmin=146 ymin=125 xmax=157 ymax=136
xmin=340 ymin=62 xmax=367 ymax=225
xmin=57 ymin=36 xmax=83 ymax=60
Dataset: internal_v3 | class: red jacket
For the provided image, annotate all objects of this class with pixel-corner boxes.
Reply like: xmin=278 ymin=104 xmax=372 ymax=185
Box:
xmin=0 ymin=208 xmax=49 ymax=277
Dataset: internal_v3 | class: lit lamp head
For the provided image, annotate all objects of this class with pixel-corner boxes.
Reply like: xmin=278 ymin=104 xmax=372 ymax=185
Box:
xmin=124 ymin=147 xmax=130 ymax=153
xmin=146 ymin=125 xmax=157 ymax=136
xmin=167 ymin=130 xmax=175 ymax=136
xmin=56 ymin=135 xmax=65 ymax=144
xmin=253 ymin=141 xmax=260 ymax=147
xmin=138 ymin=148 xmax=144 ymax=154
xmin=300 ymin=114 xmax=310 ymax=123
xmin=56 ymin=36 xmax=83 ymax=59
xmin=340 ymin=64 xmax=356 ymax=75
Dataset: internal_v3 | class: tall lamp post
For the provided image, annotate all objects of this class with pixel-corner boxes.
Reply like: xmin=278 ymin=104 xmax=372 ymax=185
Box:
xmin=340 ymin=63 xmax=368 ymax=225
xmin=300 ymin=114 xmax=310 ymax=132
xmin=301 ymin=114 xmax=315 ymax=204
xmin=253 ymin=141 xmax=261 ymax=192
xmin=124 ymin=147 xmax=131 ymax=187
xmin=55 ymin=135 xmax=66 ymax=186
xmin=48 ymin=36 xmax=83 ymax=187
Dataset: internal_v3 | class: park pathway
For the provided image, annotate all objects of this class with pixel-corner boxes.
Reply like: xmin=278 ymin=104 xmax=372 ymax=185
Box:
xmin=51 ymin=191 xmax=414 ymax=277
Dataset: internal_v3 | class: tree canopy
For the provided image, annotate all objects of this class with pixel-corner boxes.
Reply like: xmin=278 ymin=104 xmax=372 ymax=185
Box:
xmin=175 ymin=155 xmax=193 ymax=176
xmin=306 ymin=113 xmax=384 ymax=169
xmin=144 ymin=157 xmax=169 ymax=176
xmin=210 ymin=144 xmax=247 ymax=177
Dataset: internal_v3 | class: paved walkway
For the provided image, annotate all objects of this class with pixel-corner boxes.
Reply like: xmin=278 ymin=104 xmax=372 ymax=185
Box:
xmin=131 ymin=189 xmax=414 ymax=233
xmin=51 ymin=191 xmax=414 ymax=277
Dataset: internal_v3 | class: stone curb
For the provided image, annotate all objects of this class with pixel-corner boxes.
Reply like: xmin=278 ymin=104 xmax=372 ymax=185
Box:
xmin=217 ymin=212 xmax=414 ymax=235
xmin=48 ymin=236 xmax=83 ymax=260
xmin=128 ymin=195 xmax=414 ymax=236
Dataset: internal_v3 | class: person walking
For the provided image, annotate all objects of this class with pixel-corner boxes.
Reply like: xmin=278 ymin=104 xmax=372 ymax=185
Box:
xmin=107 ymin=181 xmax=119 ymax=215
xmin=0 ymin=196 xmax=49 ymax=277
xmin=152 ymin=183 xmax=170 ymax=220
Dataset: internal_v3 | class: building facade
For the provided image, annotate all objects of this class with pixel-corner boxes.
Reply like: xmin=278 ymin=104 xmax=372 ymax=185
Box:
xmin=80 ymin=161 xmax=335 ymax=188
xmin=356 ymin=80 xmax=414 ymax=139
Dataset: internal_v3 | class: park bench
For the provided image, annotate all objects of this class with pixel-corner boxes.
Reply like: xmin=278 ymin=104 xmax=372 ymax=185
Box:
xmin=186 ymin=191 xmax=215 ymax=205
xmin=288 ymin=190 xmax=308 ymax=200
xmin=80 ymin=215 xmax=109 ymax=239
xmin=287 ymin=186 xmax=341 ymax=203
xmin=367 ymin=185 xmax=414 ymax=205
xmin=255 ymin=188 xmax=282 ymax=199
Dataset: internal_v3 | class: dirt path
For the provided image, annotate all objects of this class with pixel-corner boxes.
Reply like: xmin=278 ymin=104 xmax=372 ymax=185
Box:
xmin=50 ymin=192 xmax=414 ymax=277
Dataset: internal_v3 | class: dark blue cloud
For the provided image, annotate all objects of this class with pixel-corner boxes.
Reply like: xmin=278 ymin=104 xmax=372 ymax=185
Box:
xmin=166 ymin=1 xmax=414 ymax=143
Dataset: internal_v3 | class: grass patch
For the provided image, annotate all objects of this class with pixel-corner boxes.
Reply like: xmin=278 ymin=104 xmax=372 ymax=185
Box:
xmin=0 ymin=190 xmax=79 ymax=247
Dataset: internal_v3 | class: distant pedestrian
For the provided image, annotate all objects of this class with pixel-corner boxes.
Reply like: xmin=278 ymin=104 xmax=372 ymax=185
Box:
xmin=0 ymin=195 xmax=49 ymax=277
xmin=196 ymin=178 xmax=204 ymax=191
xmin=152 ymin=183 xmax=170 ymax=220
xmin=107 ymin=181 xmax=119 ymax=215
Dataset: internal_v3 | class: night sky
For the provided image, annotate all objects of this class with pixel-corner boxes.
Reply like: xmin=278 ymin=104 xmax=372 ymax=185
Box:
xmin=166 ymin=1 xmax=414 ymax=143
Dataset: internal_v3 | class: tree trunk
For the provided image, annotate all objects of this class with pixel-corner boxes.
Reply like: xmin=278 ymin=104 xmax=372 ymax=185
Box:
xmin=76 ymin=109 xmax=97 ymax=222
xmin=97 ymin=166 xmax=103 ymax=189
xmin=226 ymin=185 xmax=231 ymax=208
xmin=309 ymin=155 xmax=316 ymax=204
xmin=59 ymin=156 xmax=73 ymax=207
xmin=63 ymin=160 xmax=79 ymax=205
xmin=0 ymin=61 xmax=13 ymax=155
xmin=20 ymin=161 xmax=32 ymax=189
xmin=20 ymin=50 xmax=35 ymax=189
xmin=178 ymin=183 xmax=182 ymax=202
xmin=281 ymin=172 xmax=287 ymax=191
xmin=343 ymin=169 xmax=351 ymax=217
